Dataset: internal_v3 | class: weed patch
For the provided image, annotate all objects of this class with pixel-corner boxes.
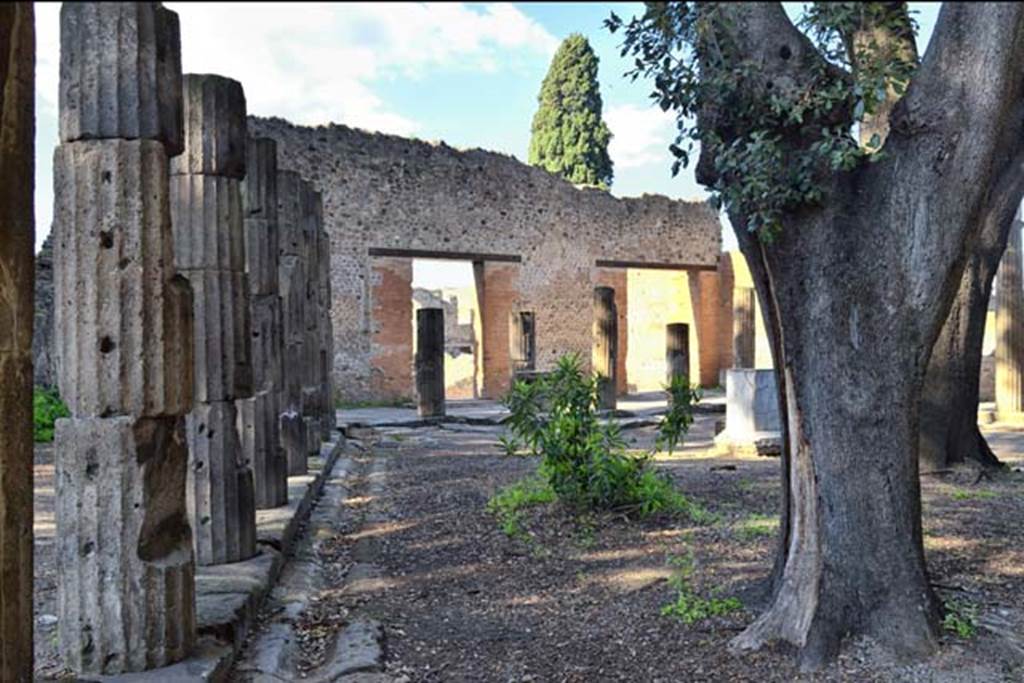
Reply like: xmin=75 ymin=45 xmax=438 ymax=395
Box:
xmin=487 ymin=475 xmax=556 ymax=540
xmin=660 ymin=552 xmax=742 ymax=624
xmin=942 ymin=600 xmax=978 ymax=639
xmin=735 ymin=513 xmax=778 ymax=541
xmin=950 ymin=489 xmax=997 ymax=501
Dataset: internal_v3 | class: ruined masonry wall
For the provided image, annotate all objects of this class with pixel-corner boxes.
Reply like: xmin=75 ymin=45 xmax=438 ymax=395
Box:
xmin=249 ymin=116 xmax=721 ymax=401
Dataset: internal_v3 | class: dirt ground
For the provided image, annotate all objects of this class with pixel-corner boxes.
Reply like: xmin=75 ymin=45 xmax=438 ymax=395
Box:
xmin=30 ymin=413 xmax=1024 ymax=680
xmin=329 ymin=414 xmax=1024 ymax=682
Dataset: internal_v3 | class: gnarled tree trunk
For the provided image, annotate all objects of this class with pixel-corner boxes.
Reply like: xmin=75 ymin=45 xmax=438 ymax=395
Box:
xmin=694 ymin=3 xmax=1024 ymax=669
xmin=919 ymin=213 xmax=1017 ymax=472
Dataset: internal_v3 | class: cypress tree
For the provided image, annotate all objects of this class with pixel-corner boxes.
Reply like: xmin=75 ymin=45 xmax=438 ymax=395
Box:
xmin=528 ymin=33 xmax=613 ymax=189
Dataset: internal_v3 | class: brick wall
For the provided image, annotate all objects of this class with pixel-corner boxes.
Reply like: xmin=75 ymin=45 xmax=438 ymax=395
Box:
xmin=369 ymin=257 xmax=413 ymax=400
xmin=249 ymin=116 xmax=722 ymax=400
xmin=480 ymin=262 xmax=519 ymax=399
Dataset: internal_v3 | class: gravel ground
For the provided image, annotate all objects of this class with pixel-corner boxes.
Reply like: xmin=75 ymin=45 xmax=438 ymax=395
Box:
xmin=338 ymin=416 xmax=1024 ymax=682
xmin=29 ymin=415 xmax=1024 ymax=680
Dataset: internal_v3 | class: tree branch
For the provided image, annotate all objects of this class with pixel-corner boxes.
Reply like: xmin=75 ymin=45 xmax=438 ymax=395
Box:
xmin=694 ymin=2 xmax=850 ymax=187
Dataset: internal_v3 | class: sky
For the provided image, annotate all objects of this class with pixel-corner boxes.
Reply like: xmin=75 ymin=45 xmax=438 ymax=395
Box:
xmin=32 ymin=2 xmax=942 ymax=265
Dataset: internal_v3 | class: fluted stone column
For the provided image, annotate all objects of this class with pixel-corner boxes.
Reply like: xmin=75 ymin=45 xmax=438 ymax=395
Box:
xmin=666 ymin=323 xmax=690 ymax=384
xmin=593 ymin=286 xmax=618 ymax=410
xmin=732 ymin=286 xmax=756 ymax=369
xmin=416 ymin=308 xmax=446 ymax=418
xmin=240 ymin=137 xmax=287 ymax=509
xmin=318 ymin=226 xmax=337 ymax=436
xmin=171 ymin=74 xmax=256 ymax=566
xmin=0 ymin=4 xmax=34 ymax=679
xmin=996 ymin=214 xmax=1024 ymax=420
xmin=300 ymin=183 xmax=324 ymax=454
xmin=278 ymin=170 xmax=309 ymax=474
xmin=53 ymin=3 xmax=195 ymax=674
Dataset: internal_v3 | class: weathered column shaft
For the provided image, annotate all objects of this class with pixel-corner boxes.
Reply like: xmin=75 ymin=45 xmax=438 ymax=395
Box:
xmin=416 ymin=308 xmax=446 ymax=418
xmin=53 ymin=3 xmax=195 ymax=674
xmin=241 ymin=137 xmax=287 ymax=508
xmin=666 ymin=322 xmax=690 ymax=384
xmin=277 ymin=170 xmax=310 ymax=474
xmin=996 ymin=215 xmax=1024 ymax=417
xmin=171 ymin=73 xmax=256 ymax=566
xmin=0 ymin=4 xmax=35 ymax=679
xmin=299 ymin=183 xmax=324 ymax=454
xmin=732 ymin=286 xmax=755 ymax=369
xmin=318 ymin=227 xmax=336 ymax=436
xmin=593 ymin=286 xmax=618 ymax=410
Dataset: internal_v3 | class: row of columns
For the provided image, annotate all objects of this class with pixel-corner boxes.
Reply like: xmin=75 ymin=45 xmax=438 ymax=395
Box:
xmin=42 ymin=3 xmax=337 ymax=675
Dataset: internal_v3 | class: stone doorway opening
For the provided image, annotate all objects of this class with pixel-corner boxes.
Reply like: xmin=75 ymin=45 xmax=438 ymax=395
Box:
xmin=594 ymin=264 xmax=711 ymax=397
xmin=368 ymin=248 xmax=523 ymax=405
xmin=413 ymin=258 xmax=482 ymax=401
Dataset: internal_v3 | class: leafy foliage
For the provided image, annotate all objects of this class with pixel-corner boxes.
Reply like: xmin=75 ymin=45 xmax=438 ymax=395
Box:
xmin=34 ymin=387 xmax=70 ymax=443
xmin=605 ymin=3 xmax=919 ymax=240
xmin=660 ymin=551 xmax=743 ymax=624
xmin=941 ymin=600 xmax=978 ymax=639
xmin=528 ymin=33 xmax=614 ymax=189
xmin=499 ymin=353 xmax=705 ymax=518
xmin=657 ymin=373 xmax=701 ymax=454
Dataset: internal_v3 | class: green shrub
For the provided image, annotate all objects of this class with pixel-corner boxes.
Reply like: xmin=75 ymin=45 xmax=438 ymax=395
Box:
xmin=34 ymin=387 xmax=70 ymax=443
xmin=499 ymin=353 xmax=704 ymax=518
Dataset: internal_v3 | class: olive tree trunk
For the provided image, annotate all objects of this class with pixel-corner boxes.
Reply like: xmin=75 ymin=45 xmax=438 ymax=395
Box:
xmin=919 ymin=212 xmax=1017 ymax=472
xmin=699 ymin=3 xmax=1024 ymax=668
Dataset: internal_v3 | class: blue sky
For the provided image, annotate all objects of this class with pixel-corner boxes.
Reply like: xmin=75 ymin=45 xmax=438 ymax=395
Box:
xmin=32 ymin=2 xmax=941 ymax=256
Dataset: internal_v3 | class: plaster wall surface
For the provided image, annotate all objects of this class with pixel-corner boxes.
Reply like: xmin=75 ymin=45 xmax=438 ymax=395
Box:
xmin=249 ymin=117 xmax=721 ymax=400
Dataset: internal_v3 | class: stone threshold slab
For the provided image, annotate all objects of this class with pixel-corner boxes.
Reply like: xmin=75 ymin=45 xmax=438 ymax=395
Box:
xmin=87 ymin=433 xmax=347 ymax=682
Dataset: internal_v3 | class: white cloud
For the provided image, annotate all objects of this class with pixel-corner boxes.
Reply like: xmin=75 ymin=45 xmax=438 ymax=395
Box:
xmin=165 ymin=2 xmax=557 ymax=134
xmin=605 ymin=103 xmax=677 ymax=170
xmin=32 ymin=2 xmax=558 ymax=249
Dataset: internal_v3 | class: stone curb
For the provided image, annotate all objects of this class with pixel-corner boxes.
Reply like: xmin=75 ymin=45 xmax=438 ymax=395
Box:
xmin=88 ymin=432 xmax=347 ymax=683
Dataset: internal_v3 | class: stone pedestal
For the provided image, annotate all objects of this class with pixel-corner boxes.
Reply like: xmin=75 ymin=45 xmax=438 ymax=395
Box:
xmin=171 ymin=73 xmax=256 ymax=565
xmin=416 ymin=308 xmax=446 ymax=418
xmin=732 ymin=287 xmax=755 ymax=369
xmin=0 ymin=5 xmax=35 ymax=678
xmin=715 ymin=369 xmax=781 ymax=456
xmin=593 ymin=286 xmax=618 ymax=410
xmin=53 ymin=3 xmax=195 ymax=673
xmin=996 ymin=216 xmax=1024 ymax=421
xmin=666 ymin=322 xmax=689 ymax=384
